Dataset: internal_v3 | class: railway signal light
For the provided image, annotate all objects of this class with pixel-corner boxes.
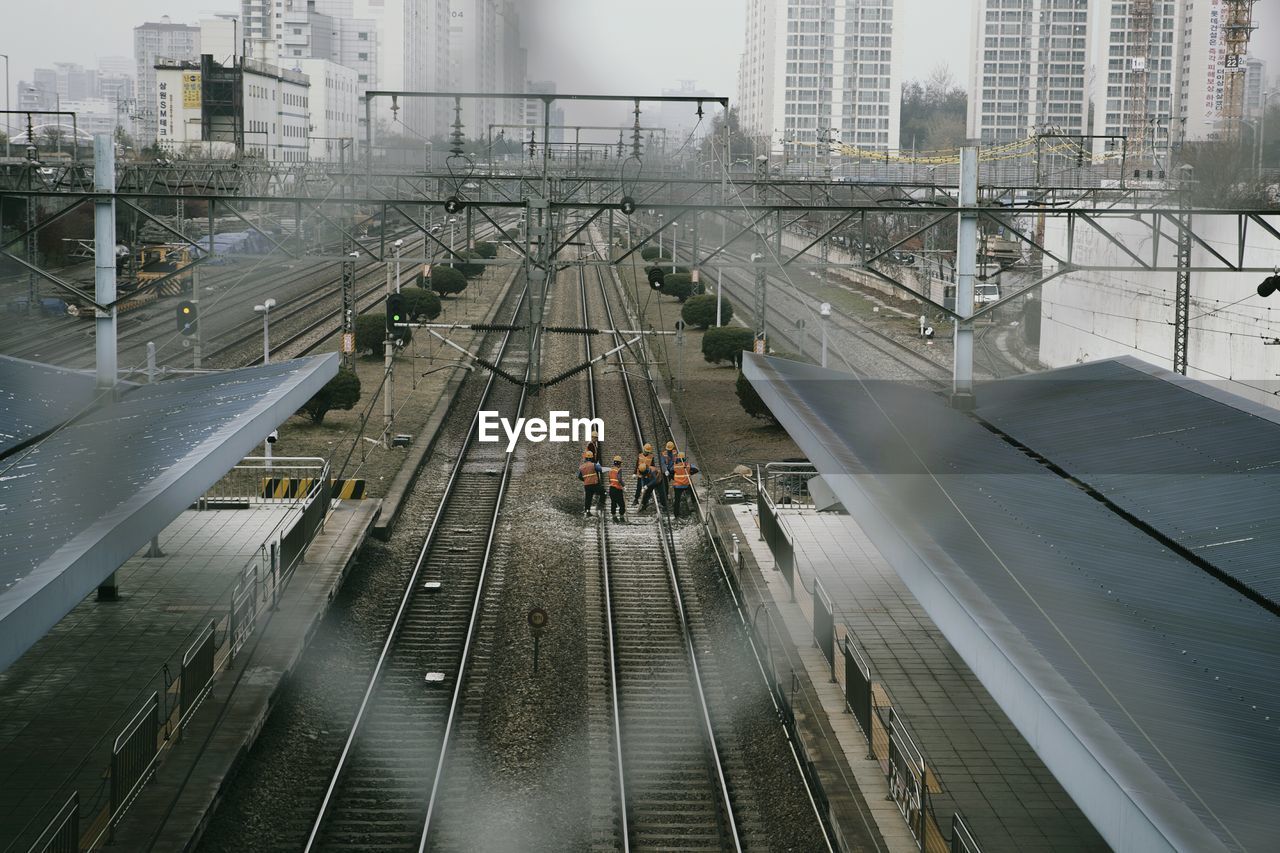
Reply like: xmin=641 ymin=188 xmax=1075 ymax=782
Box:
xmin=176 ymin=300 xmax=197 ymax=335
xmin=647 ymin=267 xmax=665 ymax=290
xmin=619 ymin=196 xmax=636 ymax=216
xmin=386 ymin=293 xmax=410 ymax=343
xmin=444 ymin=197 xmax=463 ymax=214
xmin=1259 ymin=274 xmax=1280 ymax=298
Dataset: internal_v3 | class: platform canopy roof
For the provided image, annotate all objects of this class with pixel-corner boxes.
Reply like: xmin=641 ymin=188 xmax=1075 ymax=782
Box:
xmin=0 ymin=355 xmax=111 ymax=456
xmin=0 ymin=355 xmax=338 ymax=672
xmin=745 ymin=353 xmax=1279 ymax=853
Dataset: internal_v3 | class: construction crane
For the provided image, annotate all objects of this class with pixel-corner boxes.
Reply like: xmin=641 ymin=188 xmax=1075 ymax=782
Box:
xmin=1126 ymin=0 xmax=1154 ymax=165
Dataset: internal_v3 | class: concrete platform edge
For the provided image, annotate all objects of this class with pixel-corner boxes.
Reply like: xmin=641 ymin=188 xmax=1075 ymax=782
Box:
xmin=107 ymin=500 xmax=380 ymax=852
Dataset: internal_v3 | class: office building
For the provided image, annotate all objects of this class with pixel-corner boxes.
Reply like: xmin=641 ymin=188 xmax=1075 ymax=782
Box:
xmin=297 ymin=58 xmax=359 ymax=161
xmin=738 ymin=0 xmax=904 ymax=158
xmin=135 ymin=17 xmax=201 ymax=144
xmin=967 ymin=0 xmax=1090 ymax=144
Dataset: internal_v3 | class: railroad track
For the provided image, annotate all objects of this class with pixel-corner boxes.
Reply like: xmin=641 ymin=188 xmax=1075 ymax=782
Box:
xmin=584 ymin=249 xmax=744 ymax=851
xmin=304 ymin=276 xmax=531 ymax=852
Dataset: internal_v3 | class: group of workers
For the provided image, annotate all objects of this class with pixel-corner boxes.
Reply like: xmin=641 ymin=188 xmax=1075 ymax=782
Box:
xmin=577 ymin=437 xmax=699 ymax=521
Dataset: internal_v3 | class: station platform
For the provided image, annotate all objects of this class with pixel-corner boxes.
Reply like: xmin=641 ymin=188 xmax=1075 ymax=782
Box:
xmin=0 ymin=499 xmax=377 ymax=852
xmin=727 ymin=503 xmax=1107 ymax=853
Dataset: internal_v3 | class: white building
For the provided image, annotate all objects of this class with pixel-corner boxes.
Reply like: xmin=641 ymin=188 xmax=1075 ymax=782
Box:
xmin=1176 ymin=0 xmax=1240 ymax=143
xmin=135 ymin=17 xmax=202 ymax=144
xmin=967 ymin=0 xmax=1090 ymax=144
xmin=1243 ymin=56 xmax=1267 ymax=117
xmin=156 ymin=57 xmax=311 ymax=162
xmin=1091 ymin=1 xmax=1182 ymax=162
xmin=297 ymin=58 xmax=359 ymax=161
xmin=738 ymin=0 xmax=904 ymax=158
xmin=199 ymin=16 xmax=241 ymax=67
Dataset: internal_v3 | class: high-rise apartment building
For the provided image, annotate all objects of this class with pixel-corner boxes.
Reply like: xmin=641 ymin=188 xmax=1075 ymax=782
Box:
xmin=134 ymin=17 xmax=202 ymax=144
xmin=352 ymin=0 xmax=450 ymax=141
xmin=1243 ymin=56 xmax=1267 ymax=117
xmin=448 ymin=0 xmax=526 ymax=143
xmin=738 ymin=0 xmax=903 ymax=158
xmin=968 ymin=0 xmax=1090 ymax=144
xmin=1091 ymin=1 xmax=1181 ymax=161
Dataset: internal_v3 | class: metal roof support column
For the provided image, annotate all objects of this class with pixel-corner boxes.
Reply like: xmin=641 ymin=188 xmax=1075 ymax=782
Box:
xmin=952 ymin=145 xmax=977 ymax=409
xmin=93 ymin=133 xmax=117 ymax=393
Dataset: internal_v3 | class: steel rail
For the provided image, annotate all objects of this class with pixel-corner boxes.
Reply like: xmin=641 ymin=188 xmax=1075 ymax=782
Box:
xmin=578 ymin=259 xmax=631 ymax=853
xmin=595 ymin=226 xmax=840 ymax=851
xmin=416 ymin=299 xmax=542 ymax=851
xmin=591 ymin=241 xmax=744 ymax=852
xmin=303 ymin=276 xmax=528 ymax=852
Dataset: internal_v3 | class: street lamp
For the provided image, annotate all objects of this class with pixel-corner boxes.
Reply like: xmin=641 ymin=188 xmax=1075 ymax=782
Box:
xmin=391 ymin=238 xmax=404 ymax=294
xmin=1 ymin=54 xmax=9 ymax=157
xmin=254 ymin=297 xmax=276 ymax=466
xmin=448 ymin=216 xmax=458 ymax=256
xmin=254 ymin=298 xmax=276 ymax=365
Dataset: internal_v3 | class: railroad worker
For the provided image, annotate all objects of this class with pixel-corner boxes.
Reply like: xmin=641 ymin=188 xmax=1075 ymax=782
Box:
xmin=659 ymin=441 xmax=678 ymax=504
xmin=586 ymin=430 xmax=603 ymax=464
xmin=578 ymin=450 xmax=604 ymax=517
xmin=633 ymin=442 xmax=655 ymax=505
xmin=639 ymin=461 xmax=668 ymax=513
xmin=671 ymin=452 xmax=700 ymax=518
xmin=607 ymin=455 xmax=627 ymax=522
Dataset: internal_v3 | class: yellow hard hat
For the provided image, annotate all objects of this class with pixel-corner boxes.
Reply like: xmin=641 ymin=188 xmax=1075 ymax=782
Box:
xmin=677 ymin=452 xmax=686 ymax=460
xmin=642 ymin=443 xmax=653 ymax=453
xmin=583 ymin=451 xmax=594 ymax=459
xmin=638 ymin=462 xmax=648 ymax=473
xmin=612 ymin=455 xmax=622 ymax=464
xmin=665 ymin=441 xmax=676 ymax=451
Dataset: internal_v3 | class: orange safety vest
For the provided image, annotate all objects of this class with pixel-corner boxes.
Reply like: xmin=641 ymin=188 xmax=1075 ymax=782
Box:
xmin=635 ymin=452 xmax=653 ymax=474
xmin=579 ymin=462 xmax=600 ymax=485
xmin=673 ymin=462 xmax=692 ymax=487
xmin=608 ymin=467 xmax=624 ymax=489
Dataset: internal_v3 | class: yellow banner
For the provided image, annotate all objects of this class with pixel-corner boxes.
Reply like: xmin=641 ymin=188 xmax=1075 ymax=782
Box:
xmin=182 ymin=73 xmax=201 ymax=109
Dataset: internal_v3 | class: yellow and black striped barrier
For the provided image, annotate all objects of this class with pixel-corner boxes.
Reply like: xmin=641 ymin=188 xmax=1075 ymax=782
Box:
xmin=330 ymin=479 xmax=366 ymax=500
xmin=261 ymin=477 xmax=315 ymax=499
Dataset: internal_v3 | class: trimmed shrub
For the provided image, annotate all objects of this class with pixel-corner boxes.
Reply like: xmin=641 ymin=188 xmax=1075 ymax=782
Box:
xmin=660 ymin=273 xmax=695 ymax=302
xmin=451 ymin=249 xmax=485 ymax=279
xmin=402 ymin=285 xmax=441 ymax=321
xmin=473 ymin=240 xmax=498 ymax=259
xmin=736 ymin=370 xmax=778 ymax=423
xmin=429 ymin=265 xmax=468 ymax=296
xmin=640 ymin=245 xmax=662 ymax=261
xmin=299 ymin=368 xmax=362 ymax=425
xmin=702 ymin=325 xmax=756 ymax=367
xmin=355 ymin=313 xmax=387 ymax=354
xmin=681 ymin=293 xmax=733 ymax=329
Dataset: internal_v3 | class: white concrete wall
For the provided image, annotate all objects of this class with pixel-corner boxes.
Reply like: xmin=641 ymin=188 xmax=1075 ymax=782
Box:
xmin=1041 ymin=209 xmax=1280 ymax=408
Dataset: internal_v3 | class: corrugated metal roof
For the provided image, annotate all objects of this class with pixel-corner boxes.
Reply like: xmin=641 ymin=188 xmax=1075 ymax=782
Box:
xmin=0 ymin=354 xmax=338 ymax=672
xmin=744 ymin=353 xmax=1280 ymax=853
xmin=0 ymin=356 xmax=106 ymax=456
xmin=976 ymin=357 xmax=1280 ymax=609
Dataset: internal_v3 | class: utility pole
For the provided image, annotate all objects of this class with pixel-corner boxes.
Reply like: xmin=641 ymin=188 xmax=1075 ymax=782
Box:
xmin=951 ymin=146 xmax=977 ymax=409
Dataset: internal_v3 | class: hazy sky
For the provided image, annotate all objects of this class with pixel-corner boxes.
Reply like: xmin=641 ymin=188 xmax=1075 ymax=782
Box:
xmin=3 ymin=0 xmax=1277 ymax=125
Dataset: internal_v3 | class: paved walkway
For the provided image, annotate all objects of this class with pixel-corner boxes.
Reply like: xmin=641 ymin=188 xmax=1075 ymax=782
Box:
xmin=734 ymin=504 xmax=1108 ymax=853
xmin=0 ymin=501 xmax=378 ymax=852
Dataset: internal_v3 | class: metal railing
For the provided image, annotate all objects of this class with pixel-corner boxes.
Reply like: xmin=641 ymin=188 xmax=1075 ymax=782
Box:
xmin=199 ymin=456 xmax=328 ymax=507
xmin=755 ymin=466 xmax=984 ymax=853
xmin=21 ymin=456 xmax=332 ymax=853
